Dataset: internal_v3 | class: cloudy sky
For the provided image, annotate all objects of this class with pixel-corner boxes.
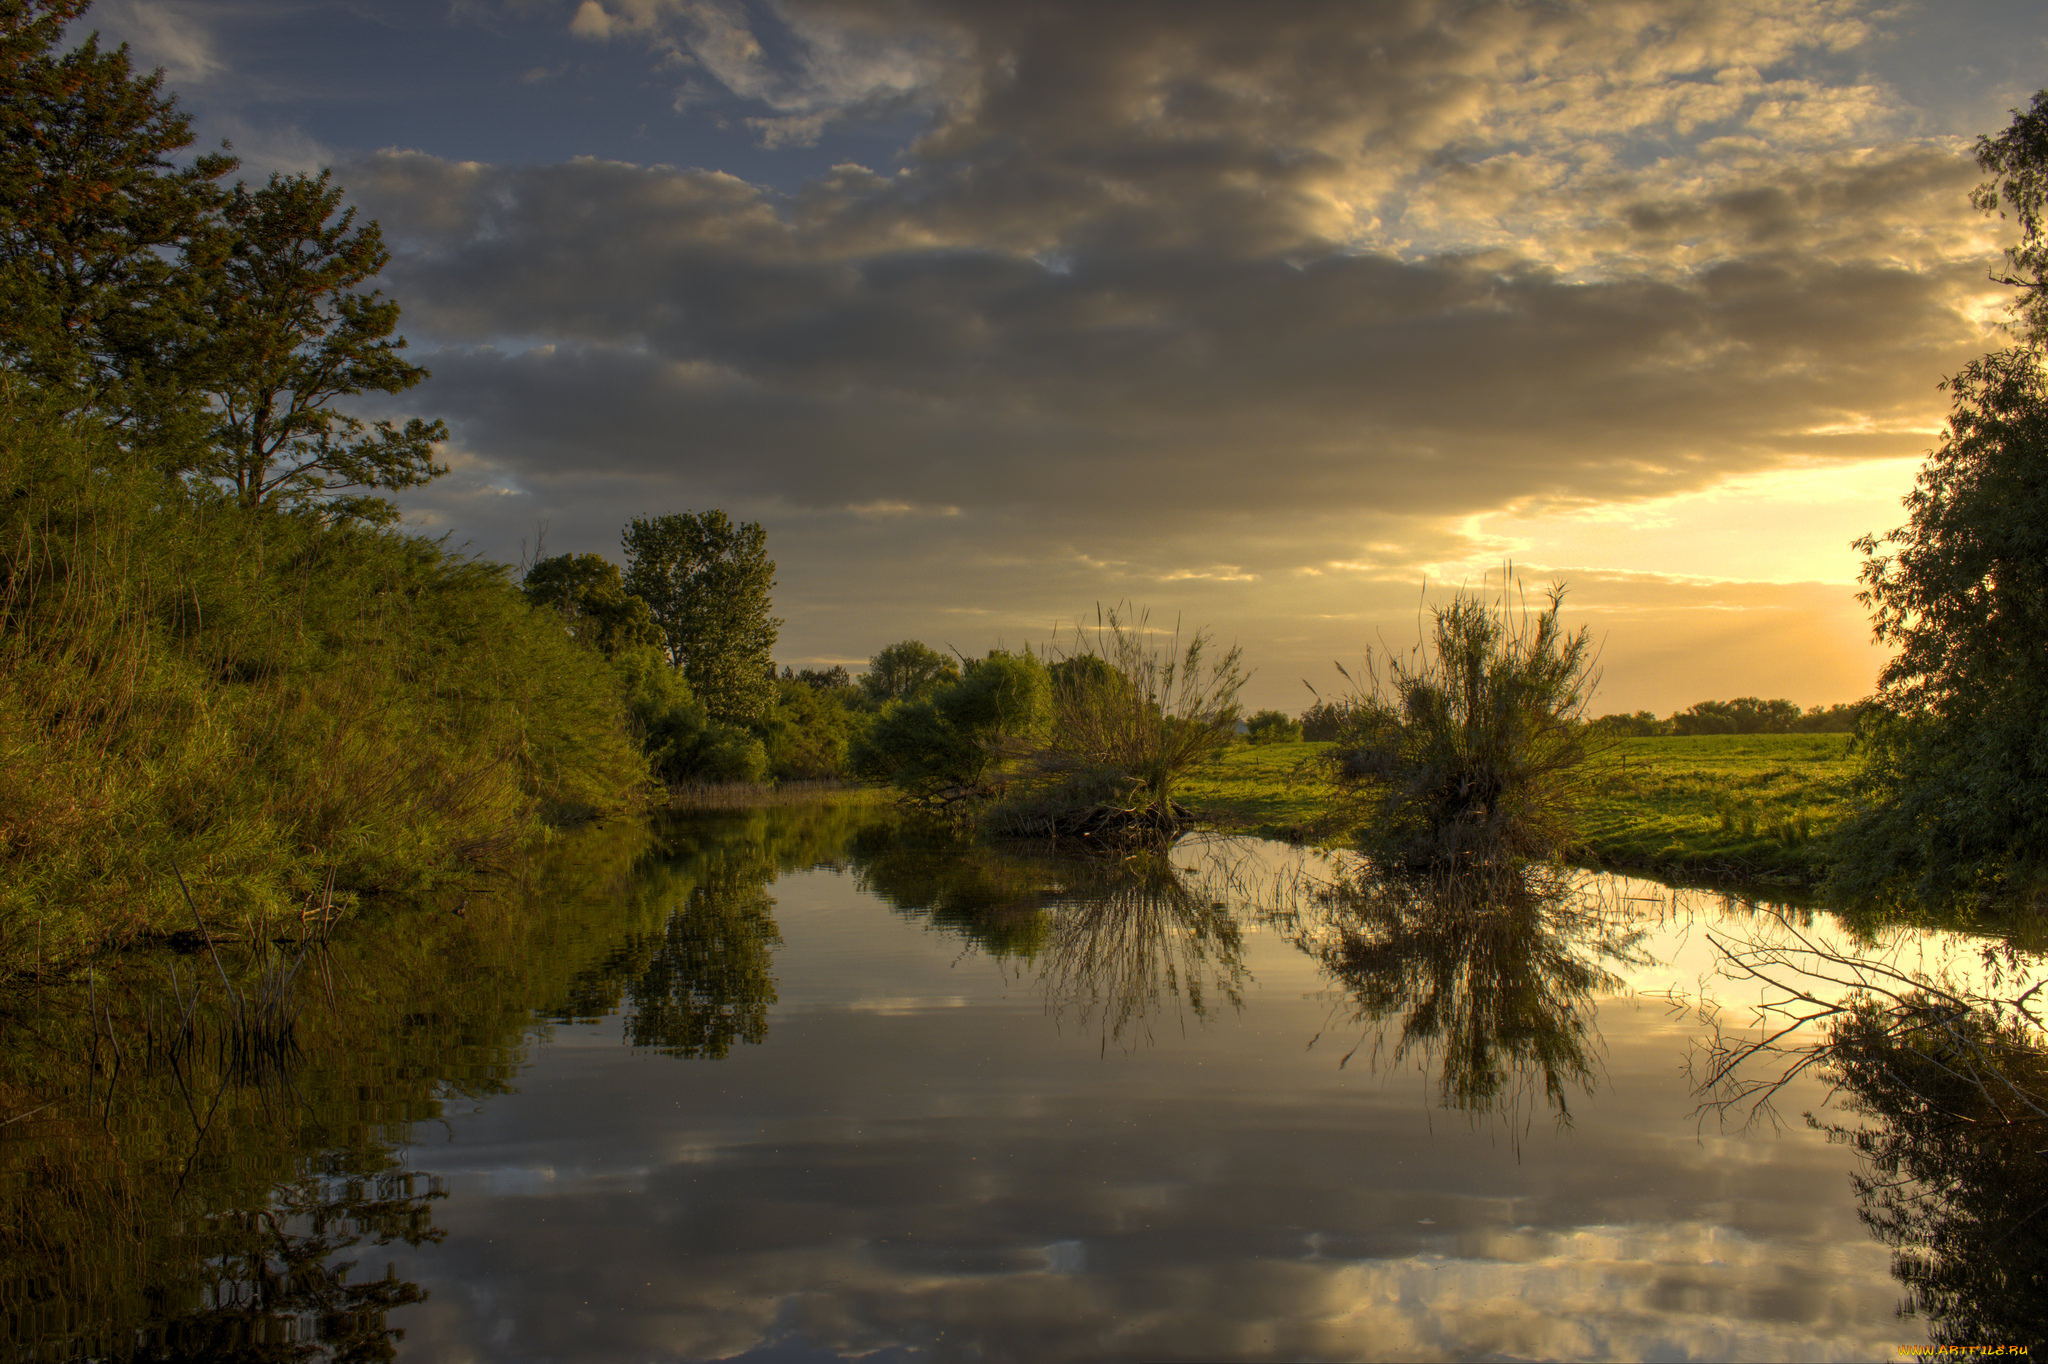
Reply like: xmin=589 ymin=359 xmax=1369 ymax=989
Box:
xmin=83 ymin=0 xmax=2048 ymax=712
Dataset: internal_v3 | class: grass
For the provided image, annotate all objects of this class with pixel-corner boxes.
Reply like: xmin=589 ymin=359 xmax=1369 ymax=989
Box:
xmin=1175 ymin=741 xmax=1355 ymax=843
xmin=1576 ymin=733 xmax=1857 ymax=884
xmin=1182 ymin=733 xmax=1859 ymax=886
xmin=0 ymin=387 xmax=651 ymax=977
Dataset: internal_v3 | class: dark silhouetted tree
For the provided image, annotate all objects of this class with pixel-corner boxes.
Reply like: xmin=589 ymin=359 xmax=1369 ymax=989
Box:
xmin=1840 ymin=349 xmax=2048 ymax=899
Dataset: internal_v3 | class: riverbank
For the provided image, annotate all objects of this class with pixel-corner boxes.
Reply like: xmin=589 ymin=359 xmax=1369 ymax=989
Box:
xmin=1178 ymin=733 xmax=1859 ymax=887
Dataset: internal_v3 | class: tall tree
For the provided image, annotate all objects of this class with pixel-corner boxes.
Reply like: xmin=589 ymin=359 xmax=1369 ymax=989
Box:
xmin=187 ymin=170 xmax=445 ymax=520
xmin=0 ymin=0 xmax=235 ymax=443
xmin=622 ymin=511 xmax=780 ymax=725
xmin=1842 ymin=349 xmax=2048 ymax=899
xmin=860 ymin=639 xmax=959 ymax=704
xmin=522 ymin=552 xmax=664 ymax=657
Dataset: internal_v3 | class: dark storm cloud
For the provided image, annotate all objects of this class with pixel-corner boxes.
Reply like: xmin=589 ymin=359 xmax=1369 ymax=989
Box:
xmin=353 ymin=144 xmax=1983 ymax=528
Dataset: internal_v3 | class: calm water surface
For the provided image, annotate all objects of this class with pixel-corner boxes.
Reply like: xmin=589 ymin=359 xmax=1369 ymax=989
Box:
xmin=4 ymin=806 xmax=2039 ymax=1361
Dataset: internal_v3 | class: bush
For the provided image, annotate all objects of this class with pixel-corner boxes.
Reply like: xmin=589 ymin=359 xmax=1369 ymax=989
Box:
xmin=1016 ymin=605 xmax=1245 ymax=840
xmin=1245 ymin=709 xmax=1302 ymax=744
xmin=1300 ymin=699 xmax=1350 ymax=741
xmin=760 ymin=675 xmax=862 ymax=780
xmin=1322 ymin=579 xmax=1598 ymax=870
xmin=852 ymin=650 xmax=1050 ymax=801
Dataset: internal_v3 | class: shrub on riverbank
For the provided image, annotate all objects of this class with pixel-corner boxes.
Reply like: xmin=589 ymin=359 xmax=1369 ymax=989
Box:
xmin=0 ymin=393 xmax=649 ymax=976
xmin=1321 ymin=582 xmax=1598 ymax=871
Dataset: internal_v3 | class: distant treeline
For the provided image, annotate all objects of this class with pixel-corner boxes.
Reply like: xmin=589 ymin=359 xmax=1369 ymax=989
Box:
xmin=1584 ymin=697 xmax=1871 ymax=737
xmin=1294 ymin=696 xmax=1869 ymax=741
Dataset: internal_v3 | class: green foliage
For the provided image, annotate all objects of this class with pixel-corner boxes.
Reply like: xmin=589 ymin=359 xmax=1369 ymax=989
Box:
xmin=1670 ymin=696 xmax=1803 ymax=735
xmin=622 ymin=510 xmax=780 ymax=726
xmin=1974 ymin=88 xmax=2048 ymax=345
xmin=0 ymin=389 xmax=648 ymax=975
xmin=186 ymin=170 xmax=445 ymax=516
xmin=0 ymin=0 xmax=235 ymax=444
xmin=860 ymin=639 xmax=959 ymax=704
xmin=761 ymin=675 xmax=862 ymax=780
xmin=523 ymin=551 xmax=664 ymax=657
xmin=1837 ymin=349 xmax=2048 ymax=903
xmin=853 ymin=650 xmax=1051 ymax=800
xmin=1299 ymin=698 xmax=1349 ymax=741
xmin=1024 ymin=606 xmax=1246 ymax=837
xmin=1324 ymin=581 xmax=1598 ymax=869
xmin=1589 ymin=709 xmax=1670 ymax=737
xmin=1245 ymin=709 xmax=1302 ymax=744
xmin=610 ymin=643 xmax=768 ymax=785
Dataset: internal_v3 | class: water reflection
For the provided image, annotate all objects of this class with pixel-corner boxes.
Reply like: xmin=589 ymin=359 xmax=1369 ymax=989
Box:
xmin=553 ymin=865 xmax=781 ymax=1059
xmin=1038 ymin=850 xmax=1246 ymax=1051
xmin=1820 ymin=998 xmax=2048 ymax=1350
xmin=122 ymin=1164 xmax=442 ymax=1363
xmin=1295 ymin=864 xmax=1647 ymax=1126
xmin=848 ymin=828 xmax=1249 ymax=1049
xmin=1699 ymin=915 xmax=2048 ymax=1351
xmin=0 ymin=810 xmax=2014 ymax=1359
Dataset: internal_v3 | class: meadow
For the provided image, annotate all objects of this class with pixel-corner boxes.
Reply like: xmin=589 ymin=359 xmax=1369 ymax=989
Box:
xmin=1179 ymin=733 xmax=1859 ymax=886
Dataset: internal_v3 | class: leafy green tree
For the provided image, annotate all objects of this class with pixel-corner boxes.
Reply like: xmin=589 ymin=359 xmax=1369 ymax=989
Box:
xmin=622 ymin=510 xmax=780 ymax=726
xmin=1245 ymin=709 xmax=1302 ymax=744
xmin=0 ymin=0 xmax=234 ymax=442
xmin=1669 ymin=697 xmax=1802 ymax=735
xmin=1589 ymin=710 xmax=1668 ymax=737
xmin=860 ymin=639 xmax=959 ymax=704
xmin=761 ymin=675 xmax=861 ymax=780
xmin=522 ymin=552 xmax=664 ymax=657
xmin=1839 ymin=349 xmax=2048 ymax=900
xmin=187 ymin=170 xmax=444 ymax=520
xmin=792 ymin=664 xmax=854 ymax=693
xmin=611 ymin=644 xmax=767 ymax=784
xmin=852 ymin=649 xmax=1050 ymax=799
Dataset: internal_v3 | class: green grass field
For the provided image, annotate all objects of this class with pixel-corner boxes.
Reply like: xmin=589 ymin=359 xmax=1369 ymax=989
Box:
xmin=1576 ymin=733 xmax=1858 ymax=883
xmin=1181 ymin=733 xmax=1859 ymax=884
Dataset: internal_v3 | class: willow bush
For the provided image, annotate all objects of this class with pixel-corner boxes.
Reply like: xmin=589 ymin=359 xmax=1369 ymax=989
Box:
xmin=0 ymin=389 xmax=649 ymax=976
xmin=993 ymin=605 xmax=1246 ymax=843
xmin=1322 ymin=578 xmax=1598 ymax=870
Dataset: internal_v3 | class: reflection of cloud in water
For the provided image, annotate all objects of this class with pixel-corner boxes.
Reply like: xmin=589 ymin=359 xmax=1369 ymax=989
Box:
xmin=379 ymin=843 xmax=1947 ymax=1361
xmin=394 ymin=1199 xmax=1905 ymax=1363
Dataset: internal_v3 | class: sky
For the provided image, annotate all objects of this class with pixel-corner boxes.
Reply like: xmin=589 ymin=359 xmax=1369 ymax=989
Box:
xmin=77 ymin=0 xmax=2048 ymax=713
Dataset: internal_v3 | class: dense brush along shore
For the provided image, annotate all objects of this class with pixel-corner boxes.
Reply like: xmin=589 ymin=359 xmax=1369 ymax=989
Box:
xmin=0 ymin=391 xmax=652 ymax=979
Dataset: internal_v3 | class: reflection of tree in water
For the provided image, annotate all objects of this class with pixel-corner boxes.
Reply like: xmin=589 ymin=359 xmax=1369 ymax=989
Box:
xmin=848 ymin=826 xmax=1250 ymax=1049
xmin=1297 ymin=865 xmax=1644 ymax=1125
xmin=848 ymin=820 xmax=1060 ymax=959
xmin=1039 ymin=850 xmax=1247 ymax=1052
xmin=553 ymin=865 xmax=781 ymax=1058
xmin=1818 ymin=1000 xmax=2048 ymax=1351
xmin=1700 ymin=918 xmax=2048 ymax=1351
xmin=126 ymin=1164 xmax=443 ymax=1363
